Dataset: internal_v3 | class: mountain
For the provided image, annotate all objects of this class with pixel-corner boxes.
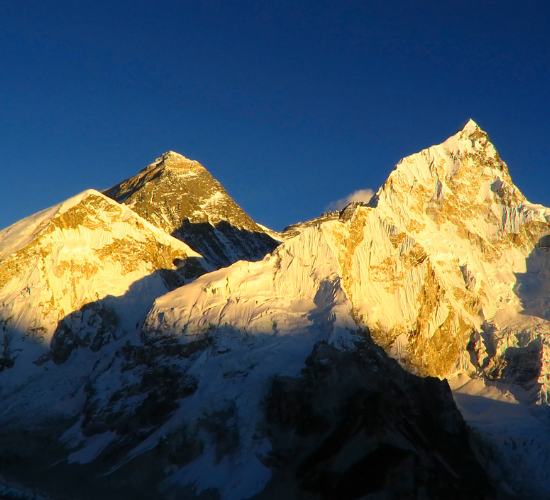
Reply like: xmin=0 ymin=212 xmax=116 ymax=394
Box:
xmin=0 ymin=189 xmax=206 ymax=374
xmin=0 ymin=122 xmax=548 ymax=499
xmin=104 ymin=151 xmax=280 ymax=268
xmin=140 ymin=120 xmax=550 ymax=497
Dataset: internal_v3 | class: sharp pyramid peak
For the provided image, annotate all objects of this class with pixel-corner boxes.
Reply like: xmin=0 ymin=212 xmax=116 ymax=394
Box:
xmin=103 ymin=152 xmax=209 ymax=207
xmin=453 ymin=119 xmax=494 ymax=148
xmin=160 ymin=150 xmax=191 ymax=162
xmin=373 ymin=119 xmax=518 ymax=217
xmin=437 ymin=118 xmax=497 ymax=156
xmin=154 ymin=151 xmax=202 ymax=169
xmin=461 ymin=118 xmax=480 ymax=135
xmin=389 ymin=120 xmax=498 ymax=176
xmin=126 ymin=151 xmax=207 ymax=181
xmin=103 ymin=150 xmax=278 ymax=268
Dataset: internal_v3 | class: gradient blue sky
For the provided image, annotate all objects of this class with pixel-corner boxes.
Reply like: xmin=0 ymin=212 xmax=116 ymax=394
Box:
xmin=1 ymin=0 xmax=549 ymax=231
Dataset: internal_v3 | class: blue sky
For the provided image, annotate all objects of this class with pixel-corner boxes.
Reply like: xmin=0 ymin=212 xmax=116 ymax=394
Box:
xmin=1 ymin=0 xmax=549 ymax=231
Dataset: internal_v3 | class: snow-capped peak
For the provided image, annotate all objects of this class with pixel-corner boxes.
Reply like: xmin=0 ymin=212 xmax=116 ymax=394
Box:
xmin=136 ymin=151 xmax=205 ymax=179
xmin=0 ymin=189 xmax=108 ymax=259
xmin=159 ymin=150 xmax=195 ymax=165
xmin=0 ymin=188 xmax=206 ymax=375
xmin=162 ymin=150 xmax=187 ymax=159
xmin=462 ymin=118 xmax=480 ymax=135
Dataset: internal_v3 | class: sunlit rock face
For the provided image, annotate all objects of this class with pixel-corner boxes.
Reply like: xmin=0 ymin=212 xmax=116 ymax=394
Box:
xmin=104 ymin=151 xmax=280 ymax=268
xmin=0 ymin=190 xmax=204 ymax=372
xmin=346 ymin=120 xmax=550 ymax=381
xmin=147 ymin=121 xmax=550 ymax=382
xmin=364 ymin=120 xmax=550 ymax=399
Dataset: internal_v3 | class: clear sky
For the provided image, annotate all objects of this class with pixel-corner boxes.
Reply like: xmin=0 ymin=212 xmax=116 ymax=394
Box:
xmin=1 ymin=0 xmax=549 ymax=232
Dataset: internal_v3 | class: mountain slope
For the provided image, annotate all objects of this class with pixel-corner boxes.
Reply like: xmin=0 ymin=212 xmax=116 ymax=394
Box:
xmin=0 ymin=190 xmax=206 ymax=377
xmin=367 ymin=119 xmax=550 ymax=383
xmin=165 ymin=120 xmax=549 ymax=379
xmin=104 ymin=151 xmax=279 ymax=268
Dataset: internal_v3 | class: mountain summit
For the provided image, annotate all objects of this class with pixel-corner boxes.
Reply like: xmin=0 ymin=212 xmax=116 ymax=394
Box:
xmin=104 ymin=152 xmax=279 ymax=268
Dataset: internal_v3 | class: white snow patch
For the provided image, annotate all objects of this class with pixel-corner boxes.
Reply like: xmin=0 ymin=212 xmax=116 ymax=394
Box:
xmin=67 ymin=431 xmax=118 ymax=464
xmin=451 ymin=374 xmax=550 ymax=497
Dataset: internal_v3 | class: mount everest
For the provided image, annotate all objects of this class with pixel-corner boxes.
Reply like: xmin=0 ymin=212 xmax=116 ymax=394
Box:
xmin=103 ymin=151 xmax=279 ymax=269
xmin=0 ymin=120 xmax=548 ymax=499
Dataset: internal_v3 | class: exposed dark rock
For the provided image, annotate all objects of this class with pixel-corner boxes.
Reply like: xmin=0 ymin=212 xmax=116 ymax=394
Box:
xmin=51 ymin=302 xmax=120 ymax=364
xmin=488 ymin=339 xmax=543 ymax=388
xmin=262 ymin=341 xmax=496 ymax=500
xmin=174 ymin=220 xmax=278 ymax=269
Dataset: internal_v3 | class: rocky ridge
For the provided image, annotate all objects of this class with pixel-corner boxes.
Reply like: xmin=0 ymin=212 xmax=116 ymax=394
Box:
xmin=104 ymin=151 xmax=279 ymax=268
